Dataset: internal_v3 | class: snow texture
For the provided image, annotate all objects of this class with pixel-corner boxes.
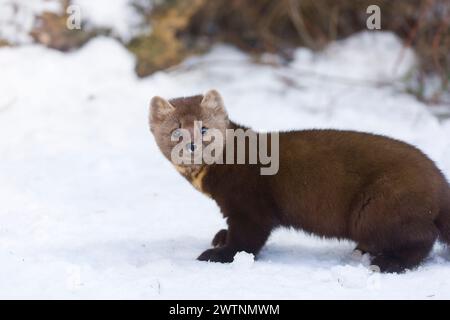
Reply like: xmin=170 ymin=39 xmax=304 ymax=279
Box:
xmin=72 ymin=0 xmax=149 ymax=41
xmin=0 ymin=31 xmax=450 ymax=299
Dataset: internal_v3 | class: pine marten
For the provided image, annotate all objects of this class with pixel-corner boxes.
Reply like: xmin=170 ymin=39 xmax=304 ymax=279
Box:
xmin=149 ymin=89 xmax=450 ymax=273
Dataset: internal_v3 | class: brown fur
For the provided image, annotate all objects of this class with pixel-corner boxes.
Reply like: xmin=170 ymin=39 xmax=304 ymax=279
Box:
xmin=149 ymin=90 xmax=450 ymax=273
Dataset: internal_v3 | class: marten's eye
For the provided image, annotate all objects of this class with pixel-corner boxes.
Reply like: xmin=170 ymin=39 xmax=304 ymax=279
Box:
xmin=201 ymin=127 xmax=208 ymax=135
xmin=171 ymin=128 xmax=181 ymax=139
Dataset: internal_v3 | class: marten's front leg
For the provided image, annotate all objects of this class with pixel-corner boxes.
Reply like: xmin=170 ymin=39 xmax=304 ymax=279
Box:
xmin=212 ymin=229 xmax=227 ymax=247
xmin=198 ymin=216 xmax=272 ymax=263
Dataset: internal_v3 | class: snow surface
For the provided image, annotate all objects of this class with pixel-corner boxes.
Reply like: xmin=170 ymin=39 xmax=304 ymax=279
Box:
xmin=72 ymin=0 xmax=149 ymax=41
xmin=0 ymin=31 xmax=450 ymax=299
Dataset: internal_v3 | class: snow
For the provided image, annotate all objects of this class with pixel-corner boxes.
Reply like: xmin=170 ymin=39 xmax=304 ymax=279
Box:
xmin=72 ymin=0 xmax=150 ymax=41
xmin=0 ymin=31 xmax=450 ymax=299
xmin=232 ymin=252 xmax=255 ymax=270
xmin=291 ymin=31 xmax=416 ymax=82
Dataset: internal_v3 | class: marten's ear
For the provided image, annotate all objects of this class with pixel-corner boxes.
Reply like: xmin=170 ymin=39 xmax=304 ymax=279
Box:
xmin=201 ymin=89 xmax=225 ymax=112
xmin=149 ymin=96 xmax=175 ymax=123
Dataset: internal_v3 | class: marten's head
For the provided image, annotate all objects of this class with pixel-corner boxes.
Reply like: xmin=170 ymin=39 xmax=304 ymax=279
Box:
xmin=149 ymin=90 xmax=229 ymax=168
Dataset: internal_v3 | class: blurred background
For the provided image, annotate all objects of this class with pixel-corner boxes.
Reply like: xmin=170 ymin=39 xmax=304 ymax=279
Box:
xmin=1 ymin=0 xmax=449 ymax=104
xmin=1 ymin=0 xmax=450 ymax=299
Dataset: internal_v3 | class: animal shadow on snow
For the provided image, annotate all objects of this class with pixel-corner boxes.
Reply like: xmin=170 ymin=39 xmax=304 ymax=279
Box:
xmin=49 ymin=235 xmax=450 ymax=270
xmin=50 ymin=237 xmax=208 ymax=269
xmin=260 ymin=241 xmax=450 ymax=270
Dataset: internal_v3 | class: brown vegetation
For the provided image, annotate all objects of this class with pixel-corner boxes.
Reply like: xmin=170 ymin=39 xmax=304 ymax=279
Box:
xmin=133 ymin=0 xmax=449 ymax=100
xmin=30 ymin=0 xmax=98 ymax=51
xmin=128 ymin=0 xmax=206 ymax=77
xmin=1 ymin=0 xmax=448 ymax=100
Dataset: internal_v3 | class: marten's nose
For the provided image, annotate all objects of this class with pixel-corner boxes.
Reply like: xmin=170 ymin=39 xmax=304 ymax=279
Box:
xmin=186 ymin=142 xmax=197 ymax=153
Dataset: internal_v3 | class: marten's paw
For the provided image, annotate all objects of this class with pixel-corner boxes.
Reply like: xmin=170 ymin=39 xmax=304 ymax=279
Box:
xmin=212 ymin=229 xmax=228 ymax=247
xmin=371 ymin=255 xmax=407 ymax=273
xmin=197 ymin=247 xmax=234 ymax=263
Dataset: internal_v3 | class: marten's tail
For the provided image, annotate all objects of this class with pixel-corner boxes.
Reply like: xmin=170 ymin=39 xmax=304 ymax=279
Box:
xmin=436 ymin=188 xmax=450 ymax=245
